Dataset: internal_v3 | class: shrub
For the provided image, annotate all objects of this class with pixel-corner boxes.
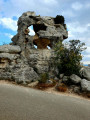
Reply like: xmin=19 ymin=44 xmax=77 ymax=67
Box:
xmin=54 ymin=40 xmax=86 ymax=76
xmin=54 ymin=15 xmax=65 ymax=24
xmin=57 ymin=83 xmax=67 ymax=92
xmin=38 ymin=73 xmax=49 ymax=83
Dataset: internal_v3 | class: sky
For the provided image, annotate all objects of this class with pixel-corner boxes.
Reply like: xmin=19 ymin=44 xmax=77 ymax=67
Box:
xmin=0 ymin=0 xmax=90 ymax=64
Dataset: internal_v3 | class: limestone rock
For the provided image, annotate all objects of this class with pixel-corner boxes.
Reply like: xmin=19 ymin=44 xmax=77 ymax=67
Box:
xmin=12 ymin=66 xmax=39 ymax=84
xmin=73 ymin=86 xmax=80 ymax=94
xmin=26 ymin=49 xmax=55 ymax=74
xmin=80 ymin=67 xmax=90 ymax=81
xmin=0 ymin=59 xmax=9 ymax=68
xmin=46 ymin=80 xmax=53 ymax=84
xmin=81 ymin=79 xmax=90 ymax=92
xmin=12 ymin=11 xmax=68 ymax=49
xmin=70 ymin=74 xmax=81 ymax=84
xmin=28 ymin=81 xmax=39 ymax=87
xmin=0 ymin=72 xmax=12 ymax=80
xmin=0 ymin=45 xmax=21 ymax=53
xmin=0 ymin=53 xmax=20 ymax=60
xmin=63 ymin=76 xmax=69 ymax=82
xmin=60 ymin=74 xmax=64 ymax=79
xmin=0 ymin=11 xmax=68 ymax=85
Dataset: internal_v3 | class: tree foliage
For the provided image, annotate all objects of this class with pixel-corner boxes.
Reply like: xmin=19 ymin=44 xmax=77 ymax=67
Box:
xmin=54 ymin=40 xmax=86 ymax=76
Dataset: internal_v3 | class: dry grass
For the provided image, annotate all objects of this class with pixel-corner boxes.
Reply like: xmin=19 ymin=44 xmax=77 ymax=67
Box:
xmin=35 ymin=82 xmax=56 ymax=90
xmin=56 ymin=83 xmax=68 ymax=92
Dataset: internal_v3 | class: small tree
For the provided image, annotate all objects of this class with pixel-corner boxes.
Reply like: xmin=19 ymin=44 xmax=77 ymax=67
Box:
xmin=54 ymin=40 xmax=86 ymax=76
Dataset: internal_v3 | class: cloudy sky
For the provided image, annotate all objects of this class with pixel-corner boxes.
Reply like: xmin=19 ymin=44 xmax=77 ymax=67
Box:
xmin=0 ymin=0 xmax=90 ymax=64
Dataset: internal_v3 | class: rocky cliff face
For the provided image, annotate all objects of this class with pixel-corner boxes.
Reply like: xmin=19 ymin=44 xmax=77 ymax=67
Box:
xmin=0 ymin=11 xmax=68 ymax=84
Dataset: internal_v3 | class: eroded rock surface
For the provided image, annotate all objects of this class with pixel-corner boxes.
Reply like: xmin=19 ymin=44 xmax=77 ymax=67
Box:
xmin=12 ymin=11 xmax=68 ymax=49
xmin=0 ymin=11 xmax=68 ymax=84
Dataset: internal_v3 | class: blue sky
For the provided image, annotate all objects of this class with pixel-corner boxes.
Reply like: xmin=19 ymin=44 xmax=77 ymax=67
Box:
xmin=0 ymin=0 xmax=90 ymax=64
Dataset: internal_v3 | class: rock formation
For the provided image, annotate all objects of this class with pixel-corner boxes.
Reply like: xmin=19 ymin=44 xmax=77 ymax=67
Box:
xmin=0 ymin=11 xmax=68 ymax=84
xmin=0 ymin=11 xmax=90 ymax=95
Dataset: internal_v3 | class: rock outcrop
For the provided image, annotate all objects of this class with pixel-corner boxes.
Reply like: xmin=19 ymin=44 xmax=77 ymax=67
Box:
xmin=81 ymin=79 xmax=90 ymax=92
xmin=70 ymin=74 xmax=81 ymax=84
xmin=80 ymin=67 xmax=90 ymax=81
xmin=12 ymin=11 xmax=68 ymax=49
xmin=0 ymin=11 xmax=68 ymax=84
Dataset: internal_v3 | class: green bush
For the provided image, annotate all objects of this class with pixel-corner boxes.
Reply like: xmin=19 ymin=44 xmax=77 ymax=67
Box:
xmin=54 ymin=15 xmax=65 ymax=24
xmin=54 ymin=40 xmax=86 ymax=76
xmin=38 ymin=73 xmax=49 ymax=83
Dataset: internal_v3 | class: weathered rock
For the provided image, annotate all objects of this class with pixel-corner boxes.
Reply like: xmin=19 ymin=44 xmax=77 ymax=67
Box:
xmin=12 ymin=11 xmax=68 ymax=49
xmin=46 ymin=80 xmax=53 ymax=84
xmin=0 ymin=53 xmax=20 ymax=60
xmin=0 ymin=72 xmax=12 ymax=80
xmin=0 ymin=11 xmax=68 ymax=85
xmin=60 ymin=74 xmax=64 ymax=79
xmin=81 ymin=79 xmax=90 ymax=92
xmin=54 ymin=77 xmax=59 ymax=81
xmin=0 ymin=45 xmax=21 ymax=53
xmin=0 ymin=59 xmax=9 ymax=68
xmin=73 ymin=86 xmax=80 ymax=94
xmin=26 ymin=49 xmax=55 ymax=74
xmin=12 ymin=66 xmax=39 ymax=84
xmin=70 ymin=74 xmax=81 ymax=84
xmin=80 ymin=67 xmax=90 ymax=81
xmin=62 ymin=76 xmax=69 ymax=82
xmin=28 ymin=81 xmax=39 ymax=87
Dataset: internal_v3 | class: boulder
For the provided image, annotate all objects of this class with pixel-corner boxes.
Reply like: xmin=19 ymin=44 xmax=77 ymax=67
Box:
xmin=70 ymin=74 xmax=81 ymax=84
xmin=60 ymin=74 xmax=64 ymax=79
xmin=73 ymin=86 xmax=80 ymax=94
xmin=69 ymin=85 xmax=80 ymax=94
xmin=62 ymin=76 xmax=69 ymax=82
xmin=46 ymin=80 xmax=53 ymax=84
xmin=81 ymin=79 xmax=90 ymax=92
xmin=28 ymin=81 xmax=39 ymax=87
xmin=80 ymin=67 xmax=90 ymax=81
xmin=0 ymin=45 xmax=21 ymax=53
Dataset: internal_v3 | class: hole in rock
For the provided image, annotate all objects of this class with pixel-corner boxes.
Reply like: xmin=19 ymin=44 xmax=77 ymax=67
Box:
xmin=47 ymin=46 xmax=51 ymax=49
xmin=28 ymin=25 xmax=35 ymax=36
xmin=33 ymin=24 xmax=47 ymax=33
xmin=34 ymin=45 xmax=37 ymax=49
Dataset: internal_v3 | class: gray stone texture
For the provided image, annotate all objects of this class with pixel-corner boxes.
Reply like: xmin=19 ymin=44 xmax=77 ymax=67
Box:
xmin=70 ymin=74 xmax=81 ymax=84
xmin=80 ymin=67 xmax=90 ymax=81
xmin=81 ymin=79 xmax=90 ymax=92
xmin=0 ymin=11 xmax=68 ymax=85
xmin=0 ymin=45 xmax=21 ymax=53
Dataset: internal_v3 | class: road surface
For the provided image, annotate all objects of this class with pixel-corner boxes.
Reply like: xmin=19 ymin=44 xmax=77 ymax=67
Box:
xmin=0 ymin=83 xmax=90 ymax=120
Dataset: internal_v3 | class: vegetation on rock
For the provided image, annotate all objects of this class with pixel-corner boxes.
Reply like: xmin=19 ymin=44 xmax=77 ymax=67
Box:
xmin=54 ymin=40 xmax=86 ymax=76
xmin=38 ymin=73 xmax=49 ymax=83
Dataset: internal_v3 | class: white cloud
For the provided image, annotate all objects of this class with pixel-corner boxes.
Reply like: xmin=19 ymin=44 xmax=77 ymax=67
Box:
xmin=82 ymin=61 xmax=90 ymax=65
xmin=43 ymin=0 xmax=57 ymax=4
xmin=5 ymin=33 xmax=13 ymax=39
xmin=87 ymin=23 xmax=90 ymax=27
xmin=68 ymin=31 xmax=74 ymax=38
xmin=72 ymin=2 xmax=83 ymax=10
xmin=0 ymin=17 xmax=17 ymax=31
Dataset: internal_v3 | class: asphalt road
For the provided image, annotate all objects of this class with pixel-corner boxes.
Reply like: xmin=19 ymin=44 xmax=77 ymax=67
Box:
xmin=0 ymin=83 xmax=90 ymax=120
